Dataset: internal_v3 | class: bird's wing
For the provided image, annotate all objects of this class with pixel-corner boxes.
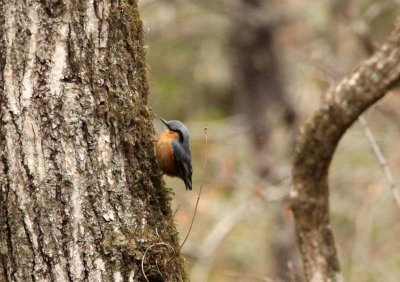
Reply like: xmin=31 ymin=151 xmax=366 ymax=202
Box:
xmin=172 ymin=140 xmax=192 ymax=190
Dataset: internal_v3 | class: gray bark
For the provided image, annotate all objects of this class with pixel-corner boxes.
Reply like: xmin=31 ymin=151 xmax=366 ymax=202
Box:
xmin=0 ymin=0 xmax=185 ymax=281
xmin=291 ymin=22 xmax=400 ymax=282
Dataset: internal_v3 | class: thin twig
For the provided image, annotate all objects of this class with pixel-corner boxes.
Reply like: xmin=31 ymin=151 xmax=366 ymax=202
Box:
xmin=358 ymin=116 xmax=400 ymax=209
xmin=179 ymin=127 xmax=208 ymax=251
xmin=141 ymin=242 xmax=175 ymax=282
xmin=172 ymin=204 xmax=180 ymax=219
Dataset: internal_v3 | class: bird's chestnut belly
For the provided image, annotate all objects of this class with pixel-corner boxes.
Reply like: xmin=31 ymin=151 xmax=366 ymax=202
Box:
xmin=156 ymin=139 xmax=178 ymax=176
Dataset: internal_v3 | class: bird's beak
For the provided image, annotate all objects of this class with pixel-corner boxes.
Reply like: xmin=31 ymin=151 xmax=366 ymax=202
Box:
xmin=160 ymin=118 xmax=169 ymax=127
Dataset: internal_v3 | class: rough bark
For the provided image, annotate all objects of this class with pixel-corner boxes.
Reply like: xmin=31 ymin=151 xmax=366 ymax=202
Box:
xmin=290 ymin=22 xmax=400 ymax=281
xmin=0 ymin=0 xmax=185 ymax=281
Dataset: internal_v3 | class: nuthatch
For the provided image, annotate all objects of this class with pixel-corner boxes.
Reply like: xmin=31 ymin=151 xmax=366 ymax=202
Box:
xmin=156 ymin=118 xmax=193 ymax=190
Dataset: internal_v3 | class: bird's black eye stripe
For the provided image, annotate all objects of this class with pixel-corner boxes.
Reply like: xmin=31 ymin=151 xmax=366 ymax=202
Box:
xmin=174 ymin=129 xmax=184 ymax=142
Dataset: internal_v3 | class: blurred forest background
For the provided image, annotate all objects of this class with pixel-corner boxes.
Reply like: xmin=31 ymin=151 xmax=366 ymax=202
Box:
xmin=140 ymin=1 xmax=400 ymax=281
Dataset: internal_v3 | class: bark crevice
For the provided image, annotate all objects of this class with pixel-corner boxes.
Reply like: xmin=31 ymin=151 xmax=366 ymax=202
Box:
xmin=0 ymin=1 xmax=186 ymax=280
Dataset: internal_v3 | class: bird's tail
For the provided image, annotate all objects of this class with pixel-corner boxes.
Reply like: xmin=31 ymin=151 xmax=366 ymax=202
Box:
xmin=184 ymin=177 xmax=192 ymax=191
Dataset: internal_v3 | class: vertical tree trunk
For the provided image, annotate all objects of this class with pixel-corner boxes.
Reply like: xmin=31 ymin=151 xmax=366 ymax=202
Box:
xmin=230 ymin=1 xmax=299 ymax=279
xmin=230 ymin=0 xmax=296 ymax=166
xmin=0 ymin=1 xmax=185 ymax=281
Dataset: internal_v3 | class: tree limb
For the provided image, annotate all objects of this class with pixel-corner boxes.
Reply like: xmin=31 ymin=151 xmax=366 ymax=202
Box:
xmin=290 ymin=22 xmax=400 ymax=282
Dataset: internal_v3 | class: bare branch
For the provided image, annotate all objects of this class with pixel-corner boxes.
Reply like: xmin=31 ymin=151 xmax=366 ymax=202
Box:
xmin=358 ymin=116 xmax=400 ymax=209
xmin=190 ymin=202 xmax=258 ymax=282
xmin=291 ymin=22 xmax=400 ymax=281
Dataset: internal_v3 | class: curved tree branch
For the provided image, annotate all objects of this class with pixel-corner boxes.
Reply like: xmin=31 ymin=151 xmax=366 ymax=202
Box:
xmin=290 ymin=23 xmax=400 ymax=281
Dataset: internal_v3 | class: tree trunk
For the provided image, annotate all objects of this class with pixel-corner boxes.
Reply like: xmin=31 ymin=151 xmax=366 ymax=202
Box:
xmin=0 ymin=1 xmax=185 ymax=281
xmin=291 ymin=22 xmax=400 ymax=282
xmin=230 ymin=0 xmax=296 ymax=165
xmin=230 ymin=1 xmax=299 ymax=280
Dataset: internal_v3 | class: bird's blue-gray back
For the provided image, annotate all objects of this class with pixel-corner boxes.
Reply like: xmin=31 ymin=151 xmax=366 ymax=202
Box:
xmin=172 ymin=139 xmax=192 ymax=190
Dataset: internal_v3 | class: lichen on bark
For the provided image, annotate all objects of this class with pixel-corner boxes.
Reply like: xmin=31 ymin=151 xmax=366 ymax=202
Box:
xmin=0 ymin=0 xmax=186 ymax=281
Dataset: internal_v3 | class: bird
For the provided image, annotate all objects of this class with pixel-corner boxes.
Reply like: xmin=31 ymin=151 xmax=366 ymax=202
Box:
xmin=156 ymin=118 xmax=193 ymax=190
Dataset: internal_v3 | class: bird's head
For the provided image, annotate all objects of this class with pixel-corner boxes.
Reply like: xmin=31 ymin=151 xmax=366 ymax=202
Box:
xmin=160 ymin=118 xmax=190 ymax=143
